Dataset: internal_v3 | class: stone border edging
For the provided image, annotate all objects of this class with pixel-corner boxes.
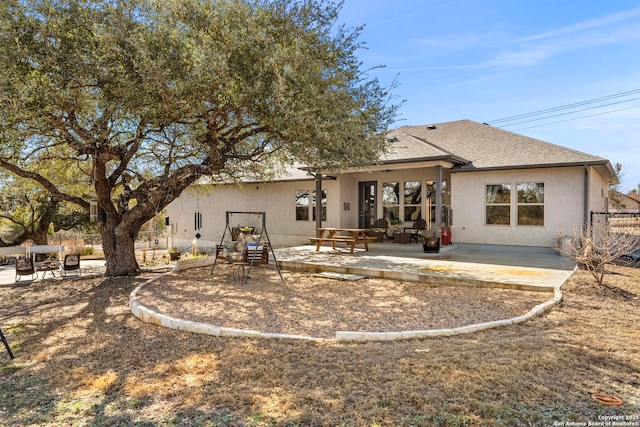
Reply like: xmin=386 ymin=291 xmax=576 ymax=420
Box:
xmin=130 ymin=272 xmax=564 ymax=342
xmin=334 ymin=287 xmax=563 ymax=341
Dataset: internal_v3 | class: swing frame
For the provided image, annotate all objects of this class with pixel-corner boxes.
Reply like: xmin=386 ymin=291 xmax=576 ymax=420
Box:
xmin=211 ymin=211 xmax=284 ymax=284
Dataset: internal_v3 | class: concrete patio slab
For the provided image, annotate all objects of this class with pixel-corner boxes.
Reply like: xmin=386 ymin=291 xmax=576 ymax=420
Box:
xmin=273 ymin=242 xmax=576 ymax=291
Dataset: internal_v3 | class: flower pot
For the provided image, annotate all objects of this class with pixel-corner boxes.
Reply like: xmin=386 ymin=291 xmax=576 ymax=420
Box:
xmin=422 ymin=237 xmax=440 ymax=253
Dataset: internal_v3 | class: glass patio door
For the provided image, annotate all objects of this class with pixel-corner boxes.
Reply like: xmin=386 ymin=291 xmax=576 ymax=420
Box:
xmin=358 ymin=181 xmax=377 ymax=228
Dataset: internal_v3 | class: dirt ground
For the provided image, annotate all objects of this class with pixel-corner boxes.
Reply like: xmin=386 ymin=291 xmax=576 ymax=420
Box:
xmin=136 ymin=264 xmax=551 ymax=339
xmin=1 ymin=263 xmax=639 ymax=426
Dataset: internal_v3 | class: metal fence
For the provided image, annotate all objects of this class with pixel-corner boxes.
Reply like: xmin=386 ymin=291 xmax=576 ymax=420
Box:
xmin=49 ymin=231 xmax=170 ymax=252
xmin=591 ymin=211 xmax=640 ymax=235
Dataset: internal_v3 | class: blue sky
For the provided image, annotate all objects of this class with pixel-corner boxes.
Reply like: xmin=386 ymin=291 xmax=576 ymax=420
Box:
xmin=338 ymin=0 xmax=640 ymax=192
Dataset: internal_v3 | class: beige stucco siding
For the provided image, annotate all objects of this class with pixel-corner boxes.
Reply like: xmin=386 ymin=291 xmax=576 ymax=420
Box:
xmin=450 ymin=166 xmax=598 ymax=246
xmin=167 ymin=163 xmax=611 ymax=250
xmin=588 ymin=166 xmax=609 ymax=213
xmin=166 ymin=179 xmax=341 ymax=249
xmin=166 ymin=166 xmax=455 ymax=249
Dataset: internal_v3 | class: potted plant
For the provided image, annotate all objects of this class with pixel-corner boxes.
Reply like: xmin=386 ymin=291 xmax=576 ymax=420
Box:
xmin=389 ymin=219 xmax=404 ymax=236
xmin=422 ymin=230 xmax=440 ymax=253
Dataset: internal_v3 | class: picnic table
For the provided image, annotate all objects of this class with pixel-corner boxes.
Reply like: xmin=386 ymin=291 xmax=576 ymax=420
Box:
xmin=310 ymin=228 xmax=377 ymax=253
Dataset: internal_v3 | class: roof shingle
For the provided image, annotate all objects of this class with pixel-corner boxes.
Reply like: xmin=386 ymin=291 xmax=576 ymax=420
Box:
xmin=386 ymin=119 xmax=606 ymax=169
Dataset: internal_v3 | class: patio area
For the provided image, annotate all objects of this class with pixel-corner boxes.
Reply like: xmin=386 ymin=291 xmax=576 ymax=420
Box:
xmin=0 ymin=243 xmax=576 ymax=291
xmin=273 ymin=242 xmax=577 ymax=292
xmin=129 ymin=242 xmax=574 ymax=341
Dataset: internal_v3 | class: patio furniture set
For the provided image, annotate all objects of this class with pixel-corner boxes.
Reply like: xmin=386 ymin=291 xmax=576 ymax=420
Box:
xmin=309 ymin=218 xmax=443 ymax=253
xmin=211 ymin=211 xmax=284 ymax=284
xmin=1 ymin=245 xmax=82 ymax=282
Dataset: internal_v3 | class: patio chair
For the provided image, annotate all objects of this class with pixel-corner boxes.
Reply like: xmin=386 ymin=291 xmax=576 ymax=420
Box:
xmin=368 ymin=218 xmax=390 ymax=242
xmin=404 ymin=218 xmax=427 ymax=243
xmin=62 ymin=254 xmax=81 ymax=277
xmin=15 ymin=257 xmax=37 ymax=282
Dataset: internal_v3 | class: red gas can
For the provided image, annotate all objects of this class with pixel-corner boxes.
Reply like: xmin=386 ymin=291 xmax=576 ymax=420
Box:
xmin=441 ymin=226 xmax=451 ymax=246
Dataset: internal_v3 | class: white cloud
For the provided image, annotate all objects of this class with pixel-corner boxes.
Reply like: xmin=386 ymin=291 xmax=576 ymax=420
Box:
xmin=485 ymin=14 xmax=640 ymax=69
xmin=369 ymin=5 xmax=640 ymax=74
xmin=513 ymin=6 xmax=640 ymax=43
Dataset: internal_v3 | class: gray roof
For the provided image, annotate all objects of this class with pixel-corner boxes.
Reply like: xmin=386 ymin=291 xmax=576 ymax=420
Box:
xmin=386 ymin=119 xmax=608 ymax=169
xmin=236 ymin=119 xmax=617 ymax=183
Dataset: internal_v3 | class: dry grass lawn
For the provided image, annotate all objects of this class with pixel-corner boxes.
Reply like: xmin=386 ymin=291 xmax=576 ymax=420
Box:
xmin=1 ymin=263 xmax=639 ymax=426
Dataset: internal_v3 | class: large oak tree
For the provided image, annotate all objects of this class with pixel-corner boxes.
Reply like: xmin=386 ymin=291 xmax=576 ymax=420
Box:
xmin=0 ymin=0 xmax=398 ymax=276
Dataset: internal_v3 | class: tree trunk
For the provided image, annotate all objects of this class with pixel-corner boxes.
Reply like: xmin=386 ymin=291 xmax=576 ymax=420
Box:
xmin=31 ymin=216 xmax=52 ymax=245
xmin=100 ymin=221 xmax=140 ymax=276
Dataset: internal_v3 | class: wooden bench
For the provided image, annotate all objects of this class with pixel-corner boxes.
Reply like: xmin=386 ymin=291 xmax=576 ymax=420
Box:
xmin=216 ymin=245 xmax=269 ymax=265
xmin=309 ymin=236 xmax=377 ymax=253
xmin=0 ymin=246 xmax=26 ymax=256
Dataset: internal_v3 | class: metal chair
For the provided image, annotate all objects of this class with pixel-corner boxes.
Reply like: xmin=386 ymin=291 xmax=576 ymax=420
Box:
xmin=368 ymin=218 xmax=390 ymax=242
xmin=0 ymin=328 xmax=14 ymax=359
xmin=404 ymin=219 xmax=427 ymax=243
xmin=15 ymin=257 xmax=37 ymax=282
xmin=62 ymin=254 xmax=81 ymax=277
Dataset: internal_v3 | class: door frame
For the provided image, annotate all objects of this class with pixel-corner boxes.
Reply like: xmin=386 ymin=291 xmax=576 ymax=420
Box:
xmin=358 ymin=181 xmax=377 ymax=229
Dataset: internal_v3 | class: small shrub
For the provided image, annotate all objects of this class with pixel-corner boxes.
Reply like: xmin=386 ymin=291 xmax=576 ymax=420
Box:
xmin=558 ymin=222 xmax=640 ymax=285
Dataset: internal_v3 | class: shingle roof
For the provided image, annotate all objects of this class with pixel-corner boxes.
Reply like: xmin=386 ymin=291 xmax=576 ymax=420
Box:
xmin=386 ymin=119 xmax=607 ymax=169
xmin=626 ymin=192 xmax=640 ymax=203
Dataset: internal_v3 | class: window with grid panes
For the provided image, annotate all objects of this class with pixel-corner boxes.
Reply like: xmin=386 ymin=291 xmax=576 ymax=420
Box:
xmin=517 ymin=183 xmax=544 ymax=226
xmin=485 ymin=184 xmax=511 ymax=225
xmin=382 ymin=182 xmax=400 ymax=223
xmin=403 ymin=181 xmax=422 ymax=222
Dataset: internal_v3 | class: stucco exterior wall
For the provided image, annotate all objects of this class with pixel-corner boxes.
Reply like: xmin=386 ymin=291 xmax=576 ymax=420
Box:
xmin=588 ymin=166 xmax=609 ymax=213
xmin=166 ymin=166 xmax=454 ymax=249
xmin=167 ymin=164 xmax=611 ymax=250
xmin=450 ymin=166 xmax=599 ymax=247
xmin=166 ymin=179 xmax=340 ymax=250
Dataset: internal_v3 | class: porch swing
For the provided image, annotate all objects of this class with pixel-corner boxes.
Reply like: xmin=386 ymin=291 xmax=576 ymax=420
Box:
xmin=211 ymin=211 xmax=284 ymax=284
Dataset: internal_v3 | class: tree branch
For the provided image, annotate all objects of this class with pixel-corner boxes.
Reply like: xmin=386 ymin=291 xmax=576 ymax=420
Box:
xmin=0 ymin=159 xmax=90 ymax=210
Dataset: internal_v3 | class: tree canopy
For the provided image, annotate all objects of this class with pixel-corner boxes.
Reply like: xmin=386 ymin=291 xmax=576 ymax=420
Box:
xmin=0 ymin=0 xmax=398 ymax=275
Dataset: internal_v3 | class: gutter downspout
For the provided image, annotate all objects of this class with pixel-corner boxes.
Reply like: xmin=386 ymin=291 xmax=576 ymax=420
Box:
xmin=315 ymin=172 xmax=323 ymax=236
xmin=583 ymin=164 xmax=590 ymax=229
xmin=435 ymin=165 xmax=443 ymax=233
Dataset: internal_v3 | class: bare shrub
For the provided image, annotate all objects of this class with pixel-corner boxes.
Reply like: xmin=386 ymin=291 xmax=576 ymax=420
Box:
xmin=559 ymin=222 xmax=640 ymax=285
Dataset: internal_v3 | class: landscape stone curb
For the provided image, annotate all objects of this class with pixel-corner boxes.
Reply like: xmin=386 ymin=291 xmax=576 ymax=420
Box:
xmin=129 ymin=270 xmax=566 ymax=342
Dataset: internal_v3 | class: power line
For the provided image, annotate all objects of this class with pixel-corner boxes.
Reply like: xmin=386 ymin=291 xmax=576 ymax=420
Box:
xmin=497 ymin=96 xmax=640 ymax=127
xmin=486 ymin=88 xmax=640 ymax=126
xmin=511 ymin=104 xmax=640 ymax=131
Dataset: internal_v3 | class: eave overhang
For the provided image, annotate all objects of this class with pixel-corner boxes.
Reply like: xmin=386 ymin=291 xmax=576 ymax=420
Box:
xmin=452 ymin=160 xmax=619 ymax=185
xmin=300 ymin=155 xmax=469 ymax=175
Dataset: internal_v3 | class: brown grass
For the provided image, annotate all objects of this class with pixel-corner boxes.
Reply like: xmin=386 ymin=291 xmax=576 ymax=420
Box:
xmin=1 ymin=264 xmax=639 ymax=426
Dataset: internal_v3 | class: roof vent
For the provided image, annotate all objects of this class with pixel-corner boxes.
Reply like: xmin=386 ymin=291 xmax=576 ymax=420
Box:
xmin=387 ymin=136 xmax=399 ymax=142
xmin=426 ymin=124 xmax=437 ymax=130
